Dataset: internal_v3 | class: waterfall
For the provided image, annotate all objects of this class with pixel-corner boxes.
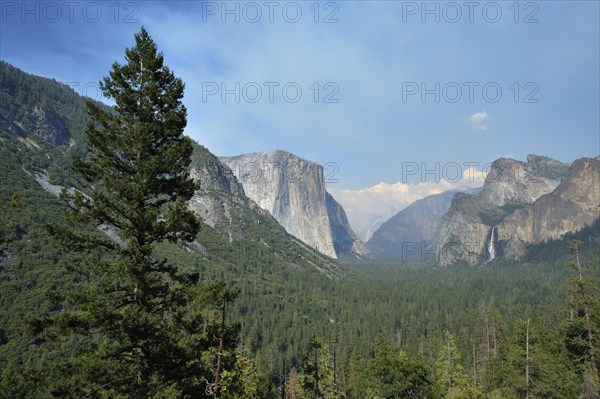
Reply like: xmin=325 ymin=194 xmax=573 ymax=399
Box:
xmin=488 ymin=226 xmax=496 ymax=261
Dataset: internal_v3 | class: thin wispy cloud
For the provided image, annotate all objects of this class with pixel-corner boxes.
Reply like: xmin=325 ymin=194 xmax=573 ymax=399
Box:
xmin=467 ymin=111 xmax=489 ymax=131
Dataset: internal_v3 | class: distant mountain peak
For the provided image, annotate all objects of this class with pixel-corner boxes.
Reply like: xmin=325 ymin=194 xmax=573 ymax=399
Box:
xmin=366 ymin=188 xmax=467 ymax=260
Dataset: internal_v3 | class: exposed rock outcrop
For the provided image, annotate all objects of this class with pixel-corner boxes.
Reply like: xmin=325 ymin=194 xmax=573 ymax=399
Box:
xmin=188 ymin=144 xmax=266 ymax=241
xmin=438 ymin=155 xmax=568 ymax=264
xmin=498 ymin=157 xmax=600 ymax=259
xmin=0 ymin=61 xmax=78 ymax=146
xmin=188 ymin=145 xmax=346 ymax=278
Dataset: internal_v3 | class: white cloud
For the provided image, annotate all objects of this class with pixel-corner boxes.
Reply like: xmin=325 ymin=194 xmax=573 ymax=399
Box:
xmin=329 ymin=166 xmax=486 ymax=241
xmin=466 ymin=111 xmax=489 ymax=131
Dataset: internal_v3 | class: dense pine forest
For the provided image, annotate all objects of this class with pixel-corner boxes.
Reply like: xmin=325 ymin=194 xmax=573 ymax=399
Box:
xmin=1 ymin=29 xmax=599 ymax=398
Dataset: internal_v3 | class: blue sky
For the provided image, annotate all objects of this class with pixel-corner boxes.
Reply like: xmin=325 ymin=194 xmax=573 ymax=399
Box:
xmin=1 ymin=1 xmax=599 ymax=234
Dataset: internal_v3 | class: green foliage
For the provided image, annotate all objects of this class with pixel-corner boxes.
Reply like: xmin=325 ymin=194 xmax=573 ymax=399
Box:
xmin=0 ymin=191 xmax=21 ymax=244
xmin=220 ymin=354 xmax=262 ymax=399
xmin=345 ymin=349 xmax=367 ymax=399
xmin=2 ymin=57 xmax=600 ymax=399
xmin=561 ymin=240 xmax=600 ymax=385
xmin=364 ymin=329 xmax=441 ymax=399
xmin=0 ymin=191 xmax=21 ymax=213
xmin=298 ymin=337 xmax=337 ymax=399
xmin=436 ymin=331 xmax=484 ymax=399
xmin=435 ymin=331 xmax=465 ymax=390
xmin=485 ymin=317 xmax=580 ymax=399
xmin=40 ymin=28 xmax=210 ymax=398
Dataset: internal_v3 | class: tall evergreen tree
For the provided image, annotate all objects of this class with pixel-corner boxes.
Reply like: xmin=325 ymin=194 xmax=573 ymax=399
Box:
xmin=299 ymin=337 xmax=337 ymax=399
xmin=435 ymin=331 xmax=465 ymax=391
xmin=561 ymin=240 xmax=600 ymax=393
xmin=345 ymin=349 xmax=367 ymax=399
xmin=46 ymin=27 xmax=204 ymax=398
xmin=366 ymin=329 xmax=441 ymax=399
xmin=0 ymin=192 xmax=21 ymax=244
xmin=285 ymin=367 xmax=304 ymax=399
xmin=435 ymin=331 xmax=484 ymax=399
xmin=486 ymin=317 xmax=580 ymax=399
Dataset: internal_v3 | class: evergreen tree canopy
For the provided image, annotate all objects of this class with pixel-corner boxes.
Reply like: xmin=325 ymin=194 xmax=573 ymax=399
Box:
xmin=561 ymin=240 xmax=600 ymax=393
xmin=299 ymin=337 xmax=337 ymax=399
xmin=366 ymin=329 xmax=441 ymax=399
xmin=46 ymin=27 xmax=204 ymax=398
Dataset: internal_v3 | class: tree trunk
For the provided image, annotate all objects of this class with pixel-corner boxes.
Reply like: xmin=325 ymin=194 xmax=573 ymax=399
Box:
xmin=525 ymin=319 xmax=530 ymax=399
xmin=575 ymin=244 xmax=599 ymax=380
xmin=281 ymin=360 xmax=286 ymax=399
xmin=315 ymin=343 xmax=320 ymax=397
xmin=473 ymin=342 xmax=477 ymax=386
xmin=214 ymin=300 xmax=226 ymax=398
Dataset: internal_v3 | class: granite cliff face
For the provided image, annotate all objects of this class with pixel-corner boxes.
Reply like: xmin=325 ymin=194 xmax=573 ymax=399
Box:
xmin=220 ymin=151 xmax=368 ymax=259
xmin=477 ymin=155 xmax=569 ymax=206
xmin=498 ymin=157 xmax=600 ymax=260
xmin=437 ymin=155 xmax=598 ymax=265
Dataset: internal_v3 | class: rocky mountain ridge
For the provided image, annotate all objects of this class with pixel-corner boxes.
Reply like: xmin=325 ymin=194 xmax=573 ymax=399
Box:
xmin=497 ymin=156 xmax=600 ymax=261
xmin=437 ymin=155 xmax=598 ymax=265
